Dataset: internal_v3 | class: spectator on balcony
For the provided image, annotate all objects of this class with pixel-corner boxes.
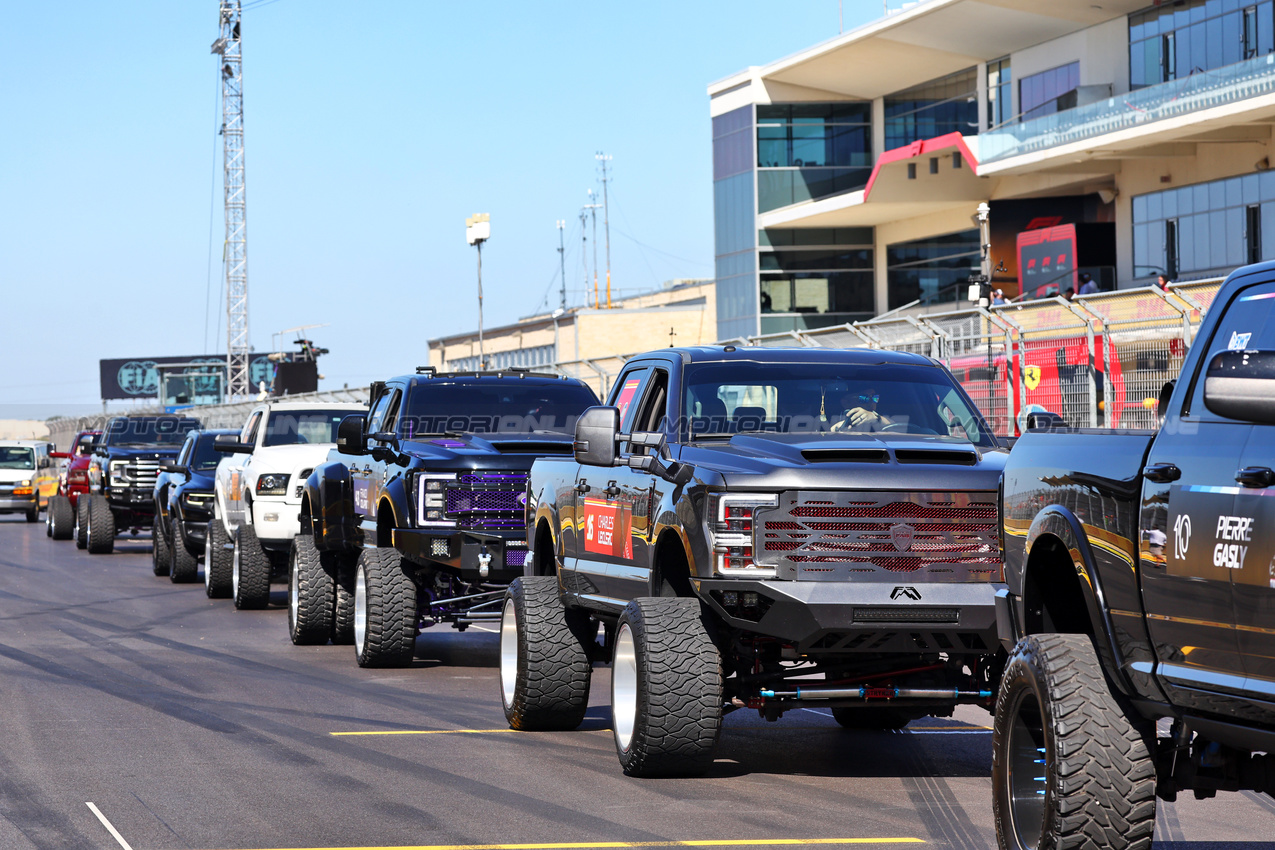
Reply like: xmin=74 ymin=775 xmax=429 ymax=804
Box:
xmin=1078 ymin=273 xmax=1098 ymax=295
xmin=1063 ymin=287 xmax=1076 ymax=302
xmin=991 ymin=288 xmax=1007 ymax=306
xmin=1156 ymin=273 xmax=1171 ymax=292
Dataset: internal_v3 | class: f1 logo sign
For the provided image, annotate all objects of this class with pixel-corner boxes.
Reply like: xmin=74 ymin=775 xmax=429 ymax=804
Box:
xmin=890 ymin=586 xmax=921 ymax=601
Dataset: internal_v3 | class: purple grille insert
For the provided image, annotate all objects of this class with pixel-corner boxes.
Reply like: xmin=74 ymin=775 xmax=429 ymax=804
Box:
xmin=505 ymin=549 xmax=528 ymax=567
xmin=443 ymin=471 xmax=529 ymax=531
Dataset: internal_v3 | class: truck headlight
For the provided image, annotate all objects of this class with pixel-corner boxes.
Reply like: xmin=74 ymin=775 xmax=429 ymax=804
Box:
xmin=181 ymin=491 xmax=214 ymax=511
xmin=707 ymin=493 xmax=778 ymax=578
xmin=416 ymin=473 xmax=457 ymax=527
xmin=255 ymin=473 xmax=290 ymax=496
xmin=109 ymin=461 xmax=129 ymax=486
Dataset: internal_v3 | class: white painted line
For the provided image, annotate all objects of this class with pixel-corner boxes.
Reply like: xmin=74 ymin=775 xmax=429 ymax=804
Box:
xmin=86 ymin=802 xmax=135 ymax=850
xmin=801 ymin=708 xmax=832 ymax=716
xmin=470 ymin=625 xmax=499 ymax=633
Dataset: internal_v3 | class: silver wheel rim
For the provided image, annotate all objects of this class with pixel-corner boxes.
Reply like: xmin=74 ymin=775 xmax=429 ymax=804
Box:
xmin=204 ymin=526 xmax=213 ymax=590
xmin=353 ymin=564 xmax=367 ymax=657
xmin=288 ymin=550 xmax=300 ymax=628
xmin=612 ymin=622 xmax=638 ymax=753
xmin=499 ymin=597 xmax=518 ymax=709
xmin=232 ymin=534 xmax=241 ymax=599
xmin=1006 ymin=690 xmax=1048 ymax=848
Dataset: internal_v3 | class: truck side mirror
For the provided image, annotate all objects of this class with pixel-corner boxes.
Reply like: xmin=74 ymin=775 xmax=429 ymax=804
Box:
xmin=213 ymin=434 xmax=253 ymax=454
xmin=1203 ymin=350 xmax=1275 ymax=423
xmin=1025 ymin=410 xmax=1066 ymax=430
xmin=161 ymin=460 xmax=187 ymax=474
xmin=337 ymin=414 xmax=368 ymax=456
xmin=573 ymin=406 xmax=620 ymax=467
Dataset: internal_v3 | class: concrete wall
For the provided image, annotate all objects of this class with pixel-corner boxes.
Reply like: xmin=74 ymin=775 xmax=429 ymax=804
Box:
xmin=1012 ymin=17 xmax=1131 ymax=117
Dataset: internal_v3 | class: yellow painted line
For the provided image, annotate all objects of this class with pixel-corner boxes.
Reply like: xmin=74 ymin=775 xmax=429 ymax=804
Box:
xmin=330 ymin=729 xmax=517 ymax=737
xmin=210 ymin=839 xmax=924 ymax=850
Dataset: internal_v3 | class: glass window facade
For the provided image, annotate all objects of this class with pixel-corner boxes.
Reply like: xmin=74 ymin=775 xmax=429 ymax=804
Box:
xmin=1132 ymin=171 xmax=1275 ymax=280
xmin=714 ymin=106 xmax=760 ymax=339
xmin=759 ymin=228 xmax=874 ymax=333
xmin=755 ymin=103 xmax=872 ymax=213
xmin=987 ymin=57 xmax=1012 ymax=128
xmin=1019 ymin=62 xmax=1080 ymax=121
xmin=886 ymin=229 xmax=981 ymax=310
xmin=1130 ymin=0 xmax=1275 ymax=89
xmin=884 ymin=67 xmax=979 ymax=150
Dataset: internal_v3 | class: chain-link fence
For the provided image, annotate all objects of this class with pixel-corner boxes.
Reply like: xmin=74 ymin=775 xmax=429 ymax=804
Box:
xmin=726 ymin=279 xmax=1222 ymax=437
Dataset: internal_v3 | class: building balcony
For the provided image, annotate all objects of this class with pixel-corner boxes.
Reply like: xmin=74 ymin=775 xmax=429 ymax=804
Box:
xmin=980 ymin=53 xmax=1275 ymax=167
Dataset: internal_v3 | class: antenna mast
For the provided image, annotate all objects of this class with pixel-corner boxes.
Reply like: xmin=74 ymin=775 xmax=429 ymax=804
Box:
xmin=556 ymin=220 xmax=566 ymax=311
xmin=212 ymin=0 xmax=250 ymax=400
xmin=595 ymin=153 xmax=613 ymax=308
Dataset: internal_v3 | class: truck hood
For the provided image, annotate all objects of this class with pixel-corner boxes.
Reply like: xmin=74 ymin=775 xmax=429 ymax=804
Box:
xmin=678 ymin=432 xmax=1007 ymax=492
xmin=0 ymin=469 xmax=36 ymax=484
xmin=97 ymin=447 xmax=181 ymax=462
xmin=400 ymin=432 xmax=574 ymax=469
xmin=247 ymin=442 xmax=337 ymax=473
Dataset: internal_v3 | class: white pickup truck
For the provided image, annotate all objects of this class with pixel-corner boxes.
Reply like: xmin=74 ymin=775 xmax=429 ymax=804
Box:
xmin=206 ymin=400 xmax=364 ymax=609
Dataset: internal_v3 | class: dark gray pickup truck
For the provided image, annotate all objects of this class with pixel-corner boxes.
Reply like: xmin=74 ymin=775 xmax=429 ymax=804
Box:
xmin=994 ymin=266 xmax=1275 ymax=850
xmin=499 ymin=345 xmax=1011 ymax=776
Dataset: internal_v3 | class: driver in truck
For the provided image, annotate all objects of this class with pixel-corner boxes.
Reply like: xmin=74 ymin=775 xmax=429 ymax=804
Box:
xmin=830 ymin=387 xmax=894 ymax=432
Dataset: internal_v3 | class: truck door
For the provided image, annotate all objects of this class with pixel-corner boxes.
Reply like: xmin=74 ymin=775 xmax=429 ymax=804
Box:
xmin=1209 ymin=282 xmax=1275 ymax=702
xmin=353 ymin=389 xmax=397 ymax=531
xmin=224 ymin=410 xmax=261 ymax=528
xmin=569 ymin=366 xmax=650 ymax=609
xmin=1139 ymin=282 xmax=1275 ymax=712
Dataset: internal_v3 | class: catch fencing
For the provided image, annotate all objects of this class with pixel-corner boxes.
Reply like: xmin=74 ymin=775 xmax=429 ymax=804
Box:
xmin=724 ymin=279 xmax=1223 ymax=437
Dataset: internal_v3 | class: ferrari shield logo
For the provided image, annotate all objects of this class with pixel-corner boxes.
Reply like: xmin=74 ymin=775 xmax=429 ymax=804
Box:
xmin=1024 ymin=365 xmax=1042 ymax=391
xmin=890 ymin=523 xmax=915 ymax=552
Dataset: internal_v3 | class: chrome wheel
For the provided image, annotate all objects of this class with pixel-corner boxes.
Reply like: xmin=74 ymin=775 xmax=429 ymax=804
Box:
xmin=288 ymin=548 xmax=300 ymax=631
xmin=1005 ymin=689 xmax=1048 ymax=849
xmin=612 ymin=622 xmax=638 ymax=753
xmin=499 ymin=597 xmax=518 ymax=709
xmin=353 ymin=563 xmax=368 ymax=657
xmin=231 ymin=533 xmax=241 ymax=600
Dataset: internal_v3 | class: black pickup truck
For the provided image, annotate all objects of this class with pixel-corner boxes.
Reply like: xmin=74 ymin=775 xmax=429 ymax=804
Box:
xmin=501 ymin=346 xmax=1009 ymax=776
xmin=80 ymin=415 xmax=201 ymax=554
xmin=295 ymin=369 xmax=599 ymax=662
xmin=994 ymin=267 xmax=1275 ymax=850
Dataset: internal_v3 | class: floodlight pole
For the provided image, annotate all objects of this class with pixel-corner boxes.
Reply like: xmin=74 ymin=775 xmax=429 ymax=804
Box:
xmin=466 ymin=213 xmax=491 ymax=369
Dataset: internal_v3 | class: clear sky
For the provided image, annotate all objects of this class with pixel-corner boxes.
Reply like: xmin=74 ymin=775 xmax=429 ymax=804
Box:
xmin=0 ymin=0 xmax=882 ymax=414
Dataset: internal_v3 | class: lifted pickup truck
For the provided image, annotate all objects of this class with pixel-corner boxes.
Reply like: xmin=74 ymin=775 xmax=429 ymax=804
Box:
xmin=994 ymin=266 xmax=1275 ymax=850
xmin=81 ymin=416 xmax=200 ymax=554
xmin=46 ymin=430 xmax=100 ymax=540
xmin=205 ymin=401 xmax=364 ymax=608
xmin=501 ymin=346 xmax=1009 ymax=776
xmin=297 ymin=369 xmax=599 ymax=660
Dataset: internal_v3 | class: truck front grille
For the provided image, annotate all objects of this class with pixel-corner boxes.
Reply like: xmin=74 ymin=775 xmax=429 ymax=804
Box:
xmin=113 ymin=460 xmax=160 ymax=491
xmin=756 ymin=491 xmax=999 ymax=582
xmin=444 ymin=471 xmax=527 ymax=531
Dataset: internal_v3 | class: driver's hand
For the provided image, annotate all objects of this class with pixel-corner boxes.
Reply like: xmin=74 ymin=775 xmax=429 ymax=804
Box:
xmin=845 ymin=406 xmax=880 ymax=426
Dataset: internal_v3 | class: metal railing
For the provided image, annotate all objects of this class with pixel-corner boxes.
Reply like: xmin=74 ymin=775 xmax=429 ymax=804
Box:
xmin=980 ymin=54 xmax=1275 ymax=163
xmin=726 ymin=279 xmax=1223 ymax=437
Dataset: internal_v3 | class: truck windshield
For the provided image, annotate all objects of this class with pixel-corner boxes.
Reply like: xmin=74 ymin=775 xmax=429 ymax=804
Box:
xmin=0 ymin=448 xmax=35 ymax=470
xmin=262 ymin=410 xmax=349 ymax=447
xmin=399 ymin=382 xmax=600 ymax=436
xmin=682 ymin=362 xmax=994 ymax=447
xmin=191 ymin=435 xmax=227 ymax=472
xmin=104 ymin=418 xmax=199 ymax=447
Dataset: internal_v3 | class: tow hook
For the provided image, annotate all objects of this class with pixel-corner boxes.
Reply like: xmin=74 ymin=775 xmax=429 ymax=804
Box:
xmin=478 ymin=547 xmax=492 ymax=579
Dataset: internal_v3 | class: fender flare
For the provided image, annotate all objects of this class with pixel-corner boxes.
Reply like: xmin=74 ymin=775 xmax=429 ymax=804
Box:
xmin=531 ymin=487 xmax=560 ymax=576
xmin=306 ymin=461 xmax=359 ymax=552
xmin=374 ymin=475 xmax=410 ymax=548
xmin=1024 ymin=505 xmax=1135 ymax=696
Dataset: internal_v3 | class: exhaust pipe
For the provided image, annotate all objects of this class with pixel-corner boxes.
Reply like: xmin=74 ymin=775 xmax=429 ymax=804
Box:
xmin=758 ymin=686 xmax=993 ymax=701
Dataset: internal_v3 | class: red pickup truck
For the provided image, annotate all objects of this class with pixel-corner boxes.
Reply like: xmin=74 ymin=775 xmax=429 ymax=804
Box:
xmin=46 ymin=430 xmax=100 ymax=541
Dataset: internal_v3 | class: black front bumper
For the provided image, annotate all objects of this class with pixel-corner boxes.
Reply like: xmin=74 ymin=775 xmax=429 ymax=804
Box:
xmin=695 ymin=578 xmax=1005 ymax=655
xmin=107 ymin=489 xmax=156 ymax=526
xmin=392 ymin=528 xmax=528 ymax=583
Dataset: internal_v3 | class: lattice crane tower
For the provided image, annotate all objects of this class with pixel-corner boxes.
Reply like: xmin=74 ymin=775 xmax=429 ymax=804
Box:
xmin=212 ymin=0 xmax=250 ymax=399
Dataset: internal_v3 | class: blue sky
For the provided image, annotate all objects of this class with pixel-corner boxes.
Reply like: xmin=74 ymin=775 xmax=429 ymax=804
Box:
xmin=1 ymin=1 xmax=881 ymax=413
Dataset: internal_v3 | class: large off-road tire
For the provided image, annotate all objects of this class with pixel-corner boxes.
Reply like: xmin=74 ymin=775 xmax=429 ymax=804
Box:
xmin=289 ymin=532 xmax=334 ymax=645
xmin=169 ymin=518 xmax=199 ymax=583
xmin=204 ymin=512 xmax=233 ymax=599
xmin=611 ymin=597 xmax=723 ymax=777
xmin=48 ymin=495 xmax=74 ymax=540
xmin=500 ymin=576 xmax=593 ymax=730
xmin=332 ymin=554 xmax=357 ymax=645
xmin=74 ymin=496 xmax=88 ymax=549
xmin=86 ymin=495 xmax=115 ymax=554
xmin=353 ymin=547 xmax=417 ymax=668
xmin=993 ymin=633 xmax=1156 ymax=850
xmin=831 ymin=706 xmax=929 ymax=730
xmin=152 ymin=511 xmax=172 ymax=576
xmin=232 ymin=523 xmax=272 ymax=610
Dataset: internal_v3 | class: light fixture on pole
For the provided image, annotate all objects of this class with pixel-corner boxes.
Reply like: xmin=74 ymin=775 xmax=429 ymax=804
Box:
xmin=466 ymin=213 xmax=491 ymax=369
xmin=967 ymin=202 xmax=992 ymax=305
